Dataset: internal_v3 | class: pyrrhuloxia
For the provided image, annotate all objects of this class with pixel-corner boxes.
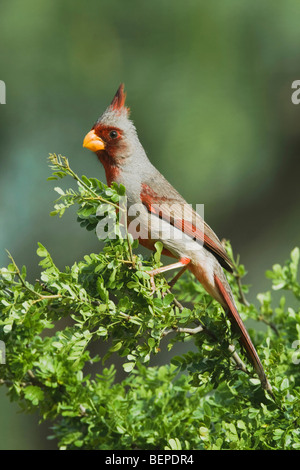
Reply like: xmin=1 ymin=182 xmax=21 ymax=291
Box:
xmin=83 ymin=84 xmax=272 ymax=393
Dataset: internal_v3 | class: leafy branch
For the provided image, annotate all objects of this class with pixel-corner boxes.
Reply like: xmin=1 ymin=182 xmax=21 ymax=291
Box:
xmin=48 ymin=153 xmax=121 ymax=210
xmin=0 ymin=156 xmax=299 ymax=450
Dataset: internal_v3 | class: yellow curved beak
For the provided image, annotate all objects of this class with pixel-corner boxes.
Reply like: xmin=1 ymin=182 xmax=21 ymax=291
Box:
xmin=83 ymin=129 xmax=105 ymax=152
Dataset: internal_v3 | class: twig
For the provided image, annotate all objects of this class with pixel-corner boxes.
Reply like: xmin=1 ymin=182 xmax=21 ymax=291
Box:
xmin=162 ymin=324 xmax=204 ymax=337
xmin=6 ymin=251 xmax=61 ymax=302
xmin=258 ymin=315 xmax=279 ymax=336
xmin=166 ymin=288 xmax=185 ymax=311
xmin=234 ymin=272 xmax=250 ymax=307
xmin=226 ymin=246 xmax=279 ymax=337
xmin=35 ymin=280 xmax=56 ymax=295
xmin=119 ymin=198 xmax=135 ymax=268
xmin=49 ymin=153 xmax=136 ymax=267
xmin=165 ymin=290 xmax=249 ymax=374
xmin=49 ymin=154 xmax=122 ymax=211
xmin=228 ymin=344 xmax=249 ymax=375
xmin=220 ymin=238 xmax=250 ymax=307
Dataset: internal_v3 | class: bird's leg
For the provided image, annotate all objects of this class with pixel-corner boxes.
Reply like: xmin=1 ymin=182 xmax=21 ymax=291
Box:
xmin=146 ymin=257 xmax=190 ymax=294
xmin=168 ymin=264 xmax=189 ymax=289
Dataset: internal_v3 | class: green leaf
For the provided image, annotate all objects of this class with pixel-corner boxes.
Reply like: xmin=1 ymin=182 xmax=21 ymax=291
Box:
xmin=123 ymin=362 xmax=135 ymax=372
xmin=165 ymin=438 xmax=182 ymax=450
xmin=280 ymin=378 xmax=289 ymax=391
xmin=54 ymin=187 xmax=65 ymax=195
xmin=23 ymin=386 xmax=44 ymax=405
xmin=162 ymin=293 xmax=174 ymax=306
xmin=109 ymin=341 xmax=123 ymax=352
xmin=291 ymin=247 xmax=299 ymax=266
xmin=36 ymin=243 xmax=48 ymax=258
xmin=154 ymin=242 xmax=164 ymax=264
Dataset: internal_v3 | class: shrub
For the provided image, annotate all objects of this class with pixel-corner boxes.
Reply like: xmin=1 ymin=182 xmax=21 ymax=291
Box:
xmin=0 ymin=155 xmax=299 ymax=450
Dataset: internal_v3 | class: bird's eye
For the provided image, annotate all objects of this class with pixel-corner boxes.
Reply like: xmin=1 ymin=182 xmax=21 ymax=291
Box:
xmin=109 ymin=130 xmax=118 ymax=139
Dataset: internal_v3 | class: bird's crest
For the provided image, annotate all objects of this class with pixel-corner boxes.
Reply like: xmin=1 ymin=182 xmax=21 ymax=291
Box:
xmin=110 ymin=83 xmax=129 ymax=114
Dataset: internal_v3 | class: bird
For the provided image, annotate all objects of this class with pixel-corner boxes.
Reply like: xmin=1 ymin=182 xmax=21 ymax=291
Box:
xmin=83 ymin=84 xmax=272 ymax=393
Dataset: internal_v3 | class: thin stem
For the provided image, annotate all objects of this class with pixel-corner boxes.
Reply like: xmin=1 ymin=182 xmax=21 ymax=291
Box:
xmin=228 ymin=344 xmax=249 ymax=375
xmin=49 ymin=154 xmax=122 ymax=211
xmin=234 ymin=272 xmax=250 ymax=307
xmin=258 ymin=315 xmax=279 ymax=336
xmin=49 ymin=154 xmax=136 ymax=268
xmin=119 ymin=198 xmax=135 ymax=267
xmin=6 ymin=251 xmax=61 ymax=302
xmin=163 ymin=290 xmax=249 ymax=374
xmin=79 ymin=195 xmax=121 ymax=211
xmin=162 ymin=324 xmax=204 ymax=337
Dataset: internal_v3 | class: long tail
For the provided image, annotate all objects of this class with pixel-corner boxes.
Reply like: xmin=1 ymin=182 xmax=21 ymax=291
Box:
xmin=214 ymin=274 xmax=273 ymax=394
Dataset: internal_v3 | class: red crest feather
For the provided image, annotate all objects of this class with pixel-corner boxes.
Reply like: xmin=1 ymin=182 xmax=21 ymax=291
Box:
xmin=110 ymin=83 xmax=128 ymax=112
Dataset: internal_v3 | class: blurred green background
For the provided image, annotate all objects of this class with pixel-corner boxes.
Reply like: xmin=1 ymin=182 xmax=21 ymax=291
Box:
xmin=0 ymin=0 xmax=300 ymax=449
